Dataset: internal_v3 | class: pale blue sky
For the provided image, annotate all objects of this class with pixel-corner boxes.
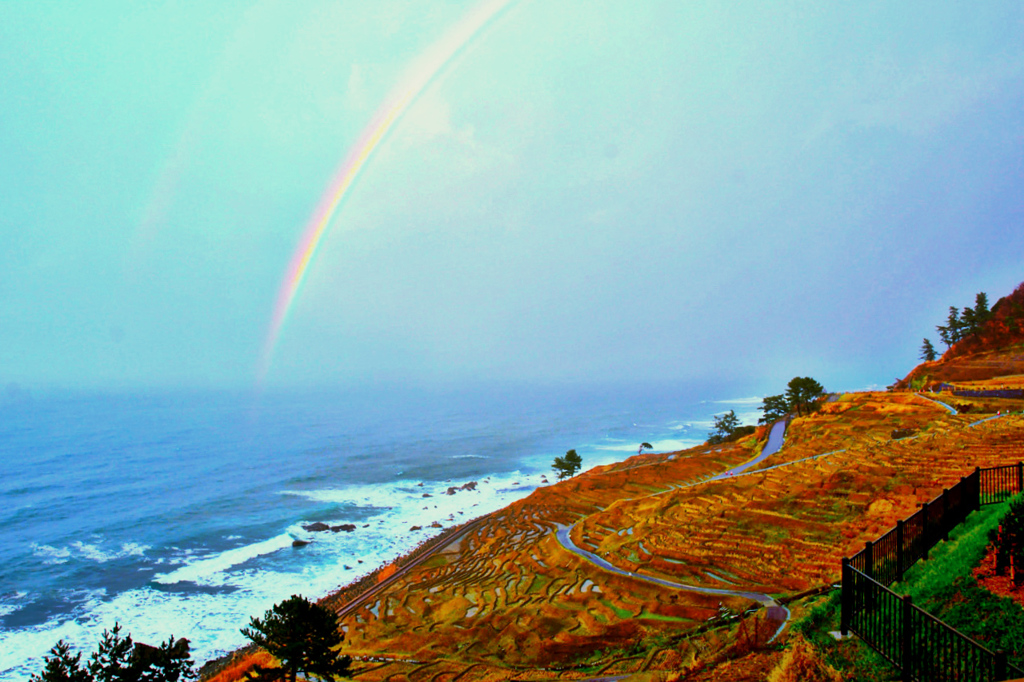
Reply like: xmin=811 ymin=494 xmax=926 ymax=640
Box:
xmin=2 ymin=1 xmax=1023 ymax=391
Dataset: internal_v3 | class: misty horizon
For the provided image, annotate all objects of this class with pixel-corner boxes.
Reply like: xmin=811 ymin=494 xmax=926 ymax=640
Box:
xmin=2 ymin=2 xmax=1023 ymax=392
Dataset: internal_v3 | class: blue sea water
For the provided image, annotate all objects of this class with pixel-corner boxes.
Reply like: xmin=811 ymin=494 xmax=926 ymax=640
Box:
xmin=0 ymin=382 xmax=757 ymax=679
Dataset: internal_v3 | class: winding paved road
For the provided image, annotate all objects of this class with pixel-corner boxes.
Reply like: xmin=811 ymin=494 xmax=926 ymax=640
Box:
xmin=917 ymin=392 xmax=1011 ymax=427
xmin=555 ymin=419 xmax=792 ymax=643
xmin=916 ymin=392 xmax=959 ymax=415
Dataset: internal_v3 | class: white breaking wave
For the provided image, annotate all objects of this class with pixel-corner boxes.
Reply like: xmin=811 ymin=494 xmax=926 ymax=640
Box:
xmin=72 ymin=542 xmax=150 ymax=563
xmin=31 ymin=544 xmax=71 ymax=565
xmin=153 ymin=534 xmax=295 ymax=585
xmin=31 ymin=542 xmax=150 ymax=565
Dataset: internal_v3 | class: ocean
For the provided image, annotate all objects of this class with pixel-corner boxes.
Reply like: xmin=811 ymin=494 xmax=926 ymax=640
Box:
xmin=0 ymin=382 xmax=758 ymax=679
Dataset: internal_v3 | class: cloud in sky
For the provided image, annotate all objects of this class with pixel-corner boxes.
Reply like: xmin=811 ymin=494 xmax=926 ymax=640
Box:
xmin=1 ymin=0 xmax=1023 ymax=391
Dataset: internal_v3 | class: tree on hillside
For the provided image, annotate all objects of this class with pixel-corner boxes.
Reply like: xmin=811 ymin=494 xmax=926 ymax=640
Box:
xmin=964 ymin=292 xmax=991 ymax=336
xmin=936 ymin=306 xmax=963 ymax=347
xmin=758 ymin=394 xmax=790 ymax=425
xmin=552 ymin=449 xmax=583 ymax=479
xmin=785 ymin=377 xmax=826 ymax=417
xmin=974 ymin=292 xmax=991 ymax=321
xmin=32 ymin=642 xmax=89 ymax=682
xmin=961 ymin=305 xmax=977 ymax=337
xmin=241 ymin=595 xmax=351 ymax=682
xmin=935 ymin=293 xmax=992 ymax=348
xmin=920 ymin=338 xmax=937 ymax=362
xmin=707 ymin=410 xmax=740 ymax=444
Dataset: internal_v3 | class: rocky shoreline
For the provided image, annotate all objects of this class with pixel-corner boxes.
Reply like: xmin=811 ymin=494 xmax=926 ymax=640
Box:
xmin=198 ymin=486 xmax=497 ymax=680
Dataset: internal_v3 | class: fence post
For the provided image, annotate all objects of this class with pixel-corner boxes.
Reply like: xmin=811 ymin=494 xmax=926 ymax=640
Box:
xmin=975 ymin=467 xmax=982 ymax=510
xmin=897 ymin=520 xmax=905 ymax=579
xmin=956 ymin=477 xmax=965 ymax=525
xmin=865 ymin=540 xmax=874 ymax=579
xmin=1018 ymin=462 xmax=1023 ymax=495
xmin=922 ymin=501 xmax=930 ymax=560
xmin=901 ymin=595 xmax=913 ymax=682
xmin=942 ymin=488 xmax=950 ymax=542
xmin=841 ymin=558 xmax=851 ymax=636
xmin=996 ymin=649 xmax=1007 ymax=680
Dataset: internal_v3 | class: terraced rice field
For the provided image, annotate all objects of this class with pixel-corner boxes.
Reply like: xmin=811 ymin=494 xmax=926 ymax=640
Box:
xmin=900 ymin=342 xmax=1024 ymax=387
xmin=335 ymin=390 xmax=1024 ymax=680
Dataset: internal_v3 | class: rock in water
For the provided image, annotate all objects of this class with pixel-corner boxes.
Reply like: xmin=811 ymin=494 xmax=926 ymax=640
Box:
xmin=303 ymin=522 xmax=331 ymax=532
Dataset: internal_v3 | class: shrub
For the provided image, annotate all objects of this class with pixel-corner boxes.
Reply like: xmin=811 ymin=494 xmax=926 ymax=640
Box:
xmin=766 ymin=634 xmax=843 ymax=682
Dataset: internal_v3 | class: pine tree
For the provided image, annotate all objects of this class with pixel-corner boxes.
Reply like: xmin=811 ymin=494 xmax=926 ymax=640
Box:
xmin=241 ymin=595 xmax=351 ymax=682
xmin=88 ymin=625 xmax=134 ymax=682
xmin=785 ymin=377 xmax=826 ymax=417
xmin=707 ymin=410 xmax=740 ymax=444
xmin=961 ymin=305 xmax=977 ymax=336
xmin=34 ymin=627 xmax=195 ymax=682
xmin=138 ymin=638 xmax=196 ymax=682
xmin=552 ymin=449 xmax=582 ymax=479
xmin=758 ymin=395 xmax=789 ymax=425
xmin=936 ymin=306 xmax=962 ymax=347
xmin=974 ymin=292 xmax=991 ymax=326
xmin=920 ymin=338 xmax=937 ymax=362
xmin=31 ymin=641 xmax=89 ymax=682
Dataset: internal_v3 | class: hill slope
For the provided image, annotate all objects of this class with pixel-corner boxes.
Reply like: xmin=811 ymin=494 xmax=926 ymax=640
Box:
xmin=899 ymin=282 xmax=1024 ymax=388
xmin=207 ymin=280 xmax=1024 ymax=682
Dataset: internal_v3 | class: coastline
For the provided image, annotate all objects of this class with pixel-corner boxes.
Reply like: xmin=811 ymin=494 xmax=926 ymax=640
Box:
xmin=199 ymin=511 xmax=497 ymax=679
xmin=2 ymin=385 xmax=717 ymax=681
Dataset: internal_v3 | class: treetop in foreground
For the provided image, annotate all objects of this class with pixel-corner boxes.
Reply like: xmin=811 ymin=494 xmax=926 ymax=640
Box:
xmin=31 ymin=624 xmax=195 ymax=682
xmin=241 ymin=594 xmax=351 ymax=681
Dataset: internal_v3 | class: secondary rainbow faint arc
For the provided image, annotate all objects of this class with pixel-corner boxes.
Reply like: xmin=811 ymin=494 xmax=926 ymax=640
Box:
xmin=258 ymin=0 xmax=516 ymax=383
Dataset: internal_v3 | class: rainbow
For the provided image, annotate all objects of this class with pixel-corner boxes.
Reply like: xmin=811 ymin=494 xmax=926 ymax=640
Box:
xmin=258 ymin=0 xmax=516 ymax=383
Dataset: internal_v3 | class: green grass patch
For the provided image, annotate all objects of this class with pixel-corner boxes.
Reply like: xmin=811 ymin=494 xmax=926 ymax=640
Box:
xmin=892 ymin=498 xmax=1024 ymax=668
xmin=526 ymin=574 xmax=550 ymax=594
xmin=636 ymin=611 xmax=693 ymax=623
xmin=893 ymin=502 xmax=1007 ymax=602
xmin=793 ymin=591 xmax=899 ymax=681
xmin=791 ymin=502 xmax=1024 ymax=680
xmin=599 ymin=599 xmax=633 ymax=620
xmin=421 ymin=554 xmax=448 ymax=568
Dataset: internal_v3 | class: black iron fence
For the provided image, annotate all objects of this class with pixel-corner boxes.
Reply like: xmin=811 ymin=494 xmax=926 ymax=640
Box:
xmin=980 ymin=462 xmax=1024 ymax=505
xmin=841 ymin=463 xmax=1024 ymax=681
